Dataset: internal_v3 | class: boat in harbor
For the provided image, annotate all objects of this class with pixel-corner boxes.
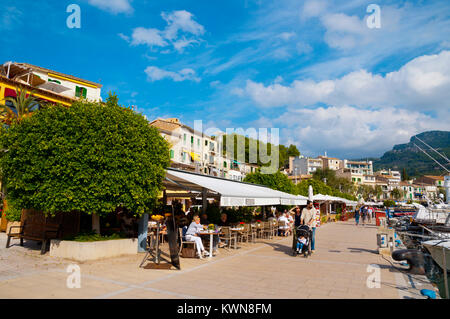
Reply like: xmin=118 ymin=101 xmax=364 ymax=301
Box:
xmin=422 ymin=239 xmax=450 ymax=272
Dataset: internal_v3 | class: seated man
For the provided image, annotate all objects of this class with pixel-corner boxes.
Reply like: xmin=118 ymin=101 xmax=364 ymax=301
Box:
xmin=217 ymin=213 xmax=229 ymax=226
xmin=185 ymin=215 xmax=209 ymax=259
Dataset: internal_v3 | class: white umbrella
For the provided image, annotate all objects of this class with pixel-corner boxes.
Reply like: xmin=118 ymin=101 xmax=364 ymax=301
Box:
xmin=308 ymin=185 xmax=314 ymax=201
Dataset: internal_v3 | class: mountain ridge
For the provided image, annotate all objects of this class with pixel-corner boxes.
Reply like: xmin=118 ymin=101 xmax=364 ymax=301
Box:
xmin=356 ymin=131 xmax=450 ymax=177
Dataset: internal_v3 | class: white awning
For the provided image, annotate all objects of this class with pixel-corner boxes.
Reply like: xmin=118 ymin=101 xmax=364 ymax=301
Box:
xmin=164 ymin=168 xmax=305 ymax=207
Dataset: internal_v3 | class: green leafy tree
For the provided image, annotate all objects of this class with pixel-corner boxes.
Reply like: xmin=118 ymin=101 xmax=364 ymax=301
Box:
xmin=401 ymin=168 xmax=409 ymax=181
xmin=105 ymin=91 xmax=120 ymax=108
xmin=0 ymin=100 xmax=170 ymax=217
xmin=222 ymin=133 xmax=300 ymax=169
xmin=244 ymin=171 xmax=297 ymax=194
xmin=383 ymin=199 xmax=395 ymax=207
xmin=391 ymin=188 xmax=403 ymax=200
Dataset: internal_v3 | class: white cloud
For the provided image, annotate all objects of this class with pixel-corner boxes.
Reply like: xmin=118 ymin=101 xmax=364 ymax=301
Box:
xmin=300 ymin=0 xmax=328 ymax=20
xmin=88 ymin=0 xmax=133 ymax=14
xmin=130 ymin=27 xmax=167 ymax=47
xmin=278 ymin=32 xmax=296 ymax=41
xmin=242 ymin=51 xmax=450 ymax=112
xmin=124 ymin=10 xmax=205 ymax=53
xmin=274 ymin=105 xmax=449 ymax=158
xmin=144 ymin=66 xmax=200 ymax=83
xmin=161 ymin=10 xmax=205 ymax=40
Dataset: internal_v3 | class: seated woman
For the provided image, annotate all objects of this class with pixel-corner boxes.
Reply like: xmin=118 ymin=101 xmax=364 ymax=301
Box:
xmin=185 ymin=215 xmax=209 ymax=259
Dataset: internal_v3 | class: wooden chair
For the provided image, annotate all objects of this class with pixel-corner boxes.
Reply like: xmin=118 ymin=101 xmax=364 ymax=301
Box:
xmin=271 ymin=220 xmax=278 ymax=237
xmin=249 ymin=224 xmax=257 ymax=243
xmin=239 ymin=224 xmax=250 ymax=243
xmin=178 ymin=227 xmax=197 ymax=258
xmin=262 ymin=222 xmax=272 ymax=239
xmin=219 ymin=227 xmax=237 ymax=249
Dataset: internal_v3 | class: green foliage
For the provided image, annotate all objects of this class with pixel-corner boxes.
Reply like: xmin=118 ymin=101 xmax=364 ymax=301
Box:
xmin=4 ymin=200 xmax=21 ymax=222
xmin=296 ymin=178 xmax=357 ymax=201
xmin=312 ymin=168 xmax=356 ymax=196
xmin=0 ymin=100 xmax=170 ymax=217
xmin=222 ymin=133 xmax=300 ymax=169
xmin=335 ymin=213 xmax=341 ymax=221
xmin=383 ymin=199 xmax=395 ymax=207
xmin=244 ymin=171 xmax=297 ymax=194
xmin=105 ymin=91 xmax=120 ymax=108
xmin=391 ymin=188 xmax=403 ymax=200
xmin=65 ymin=231 xmax=126 ymax=242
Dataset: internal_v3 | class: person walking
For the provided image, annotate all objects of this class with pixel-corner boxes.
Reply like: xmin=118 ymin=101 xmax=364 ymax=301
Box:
xmin=355 ymin=206 xmax=360 ymax=226
xmin=291 ymin=207 xmax=302 ymax=251
xmin=301 ymin=201 xmax=319 ymax=253
xmin=367 ymin=206 xmax=373 ymax=224
xmin=361 ymin=206 xmax=368 ymax=226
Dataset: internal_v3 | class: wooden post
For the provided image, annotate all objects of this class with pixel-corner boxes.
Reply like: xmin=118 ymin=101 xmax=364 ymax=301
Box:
xmin=92 ymin=213 xmax=100 ymax=234
xmin=137 ymin=213 xmax=149 ymax=253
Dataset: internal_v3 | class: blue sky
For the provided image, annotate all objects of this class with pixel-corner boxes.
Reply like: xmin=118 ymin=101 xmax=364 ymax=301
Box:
xmin=1 ymin=0 xmax=450 ymax=159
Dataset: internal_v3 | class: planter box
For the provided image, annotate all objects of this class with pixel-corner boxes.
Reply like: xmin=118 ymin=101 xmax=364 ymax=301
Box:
xmin=50 ymin=238 xmax=138 ymax=262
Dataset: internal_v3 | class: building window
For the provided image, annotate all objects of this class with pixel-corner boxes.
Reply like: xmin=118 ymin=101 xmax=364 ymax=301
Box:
xmin=75 ymin=86 xmax=87 ymax=98
xmin=183 ymin=134 xmax=186 ymax=145
xmin=205 ymin=140 xmax=208 ymax=146
xmin=357 ymin=178 xmax=361 ymax=182
xmin=197 ymin=138 xmax=200 ymax=147
xmin=182 ymin=152 xmax=186 ymax=162
xmin=223 ymin=161 xmax=227 ymax=168
xmin=48 ymin=78 xmax=61 ymax=84
xmin=191 ymin=136 xmax=194 ymax=144
xmin=170 ymin=150 xmax=174 ymax=159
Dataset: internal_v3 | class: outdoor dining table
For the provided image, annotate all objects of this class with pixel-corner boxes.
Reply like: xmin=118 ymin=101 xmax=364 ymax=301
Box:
xmin=198 ymin=230 xmax=221 ymax=260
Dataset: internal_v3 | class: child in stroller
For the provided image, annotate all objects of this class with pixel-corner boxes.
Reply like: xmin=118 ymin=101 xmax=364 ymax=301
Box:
xmin=292 ymin=225 xmax=311 ymax=257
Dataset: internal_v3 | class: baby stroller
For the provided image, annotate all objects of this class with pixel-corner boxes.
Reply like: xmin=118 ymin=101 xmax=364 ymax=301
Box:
xmin=292 ymin=225 xmax=312 ymax=258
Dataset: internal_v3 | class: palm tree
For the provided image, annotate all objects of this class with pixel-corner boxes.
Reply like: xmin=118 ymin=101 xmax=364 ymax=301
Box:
xmin=0 ymin=86 xmax=39 ymax=124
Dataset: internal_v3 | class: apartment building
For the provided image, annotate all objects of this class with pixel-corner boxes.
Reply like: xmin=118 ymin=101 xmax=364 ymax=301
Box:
xmin=150 ymin=118 xmax=259 ymax=180
xmin=1 ymin=62 xmax=102 ymax=102
xmin=150 ymin=118 xmax=220 ymax=175
xmin=318 ymin=156 xmax=342 ymax=171
xmin=290 ymin=156 xmax=323 ymax=175
xmin=375 ymin=169 xmax=401 ymax=184
xmin=415 ymin=175 xmax=445 ymax=187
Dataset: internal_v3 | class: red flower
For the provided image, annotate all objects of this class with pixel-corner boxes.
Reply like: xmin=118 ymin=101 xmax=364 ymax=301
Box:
xmin=256 ymin=220 xmax=261 ymax=223
xmin=240 ymin=222 xmax=245 ymax=225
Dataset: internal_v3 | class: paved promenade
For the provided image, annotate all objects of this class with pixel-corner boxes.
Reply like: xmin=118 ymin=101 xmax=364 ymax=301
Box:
xmin=0 ymin=219 xmax=436 ymax=299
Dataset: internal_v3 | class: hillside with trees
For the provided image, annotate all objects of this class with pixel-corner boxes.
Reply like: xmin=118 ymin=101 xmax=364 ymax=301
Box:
xmin=221 ymin=133 xmax=300 ymax=169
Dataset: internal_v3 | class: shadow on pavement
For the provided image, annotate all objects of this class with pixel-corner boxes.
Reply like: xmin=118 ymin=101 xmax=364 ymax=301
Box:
xmin=348 ymin=247 xmax=379 ymax=254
